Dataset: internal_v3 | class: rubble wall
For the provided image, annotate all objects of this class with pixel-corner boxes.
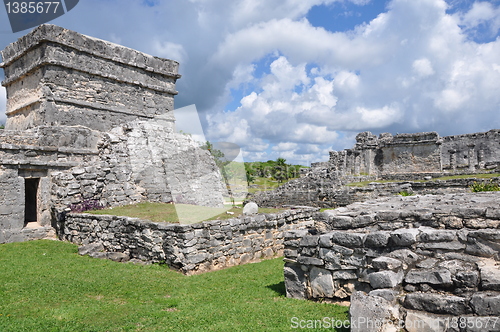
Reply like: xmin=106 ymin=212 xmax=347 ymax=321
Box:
xmin=284 ymin=192 xmax=500 ymax=331
xmin=60 ymin=208 xmax=317 ymax=275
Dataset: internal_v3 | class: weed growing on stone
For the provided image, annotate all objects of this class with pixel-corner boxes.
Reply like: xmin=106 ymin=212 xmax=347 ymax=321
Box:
xmin=69 ymin=199 xmax=105 ymax=213
xmin=470 ymin=180 xmax=500 ymax=192
xmin=398 ymin=190 xmax=414 ymax=196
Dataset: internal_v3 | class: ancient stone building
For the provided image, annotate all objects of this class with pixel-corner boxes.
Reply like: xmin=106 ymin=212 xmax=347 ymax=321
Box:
xmin=329 ymin=130 xmax=500 ymax=177
xmin=250 ymin=129 xmax=500 ymax=208
xmin=0 ymin=24 xmax=225 ymax=244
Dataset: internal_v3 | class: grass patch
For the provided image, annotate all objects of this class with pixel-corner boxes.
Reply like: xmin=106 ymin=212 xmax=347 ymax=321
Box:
xmin=345 ymin=179 xmax=395 ymax=187
xmin=205 ymin=206 xmax=286 ymax=220
xmin=87 ymin=202 xmax=179 ymax=223
xmin=86 ymin=202 xmax=288 ymax=224
xmin=248 ymin=177 xmax=283 ymax=194
xmin=0 ymin=240 xmax=348 ymax=331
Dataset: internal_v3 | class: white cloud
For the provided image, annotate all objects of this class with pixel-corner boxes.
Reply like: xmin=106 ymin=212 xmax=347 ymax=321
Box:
xmin=460 ymin=1 xmax=500 ymax=37
xmin=412 ymin=58 xmax=435 ymax=77
xmin=152 ymin=41 xmax=188 ymax=64
xmin=1 ymin=0 xmax=500 ymax=165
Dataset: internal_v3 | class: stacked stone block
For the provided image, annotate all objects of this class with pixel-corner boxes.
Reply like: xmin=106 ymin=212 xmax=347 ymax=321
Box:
xmin=284 ymin=192 xmax=500 ymax=331
xmin=60 ymin=207 xmax=317 ymax=275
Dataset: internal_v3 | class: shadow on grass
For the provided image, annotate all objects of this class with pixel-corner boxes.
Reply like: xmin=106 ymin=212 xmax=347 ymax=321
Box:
xmin=267 ymin=281 xmax=286 ymax=296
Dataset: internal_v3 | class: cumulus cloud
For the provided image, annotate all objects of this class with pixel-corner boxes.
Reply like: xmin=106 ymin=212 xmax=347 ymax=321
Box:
xmin=204 ymin=0 xmax=500 ymax=163
xmin=1 ymin=0 xmax=500 ymax=164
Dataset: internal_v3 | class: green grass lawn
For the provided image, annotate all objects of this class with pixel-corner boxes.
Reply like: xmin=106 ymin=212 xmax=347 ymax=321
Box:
xmin=87 ymin=202 xmax=180 ymax=223
xmin=248 ymin=177 xmax=284 ymax=194
xmin=0 ymin=241 xmax=348 ymax=332
xmin=86 ymin=202 xmax=287 ymax=224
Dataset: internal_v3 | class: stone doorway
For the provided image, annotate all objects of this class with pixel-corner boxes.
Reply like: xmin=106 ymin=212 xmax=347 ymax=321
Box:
xmin=24 ymin=177 xmax=39 ymax=227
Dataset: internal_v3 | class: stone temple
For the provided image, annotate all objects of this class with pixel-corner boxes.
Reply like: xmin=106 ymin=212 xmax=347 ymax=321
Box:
xmin=0 ymin=24 xmax=225 ymax=244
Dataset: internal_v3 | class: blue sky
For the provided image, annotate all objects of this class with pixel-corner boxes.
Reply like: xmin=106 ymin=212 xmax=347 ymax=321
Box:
xmin=1 ymin=0 xmax=500 ymax=165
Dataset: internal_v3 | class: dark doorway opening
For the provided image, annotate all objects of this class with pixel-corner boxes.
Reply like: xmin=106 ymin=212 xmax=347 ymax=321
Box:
xmin=24 ymin=178 xmax=39 ymax=226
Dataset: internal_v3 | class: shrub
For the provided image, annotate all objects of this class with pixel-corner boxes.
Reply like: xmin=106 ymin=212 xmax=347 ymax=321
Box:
xmin=69 ymin=199 xmax=105 ymax=213
xmin=398 ymin=190 xmax=414 ymax=196
xmin=470 ymin=181 xmax=500 ymax=192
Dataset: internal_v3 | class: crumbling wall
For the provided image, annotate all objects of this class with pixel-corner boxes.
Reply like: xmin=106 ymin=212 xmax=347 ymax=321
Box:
xmin=284 ymin=192 xmax=500 ymax=331
xmin=60 ymin=207 xmax=317 ymax=275
xmin=250 ymin=176 xmax=500 ymax=208
xmin=380 ymin=132 xmax=442 ymax=173
xmin=441 ymin=129 xmax=500 ymax=172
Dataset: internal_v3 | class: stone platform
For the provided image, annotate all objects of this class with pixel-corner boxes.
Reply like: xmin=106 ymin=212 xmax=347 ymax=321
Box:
xmin=284 ymin=192 xmax=500 ymax=331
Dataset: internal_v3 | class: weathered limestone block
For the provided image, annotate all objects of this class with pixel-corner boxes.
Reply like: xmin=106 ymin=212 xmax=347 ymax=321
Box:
xmin=390 ymin=228 xmax=419 ymax=246
xmin=387 ymin=249 xmax=420 ymax=268
xmin=470 ymin=292 xmax=500 ymax=316
xmin=243 ymin=202 xmax=258 ymax=215
xmin=404 ymin=310 xmax=459 ymax=332
xmin=284 ymin=263 xmax=307 ymax=298
xmin=440 ymin=216 xmax=464 ymax=229
xmin=404 ymin=269 xmax=453 ymax=286
xmin=404 ymin=293 xmax=471 ymax=316
xmin=310 ymin=267 xmax=335 ymax=298
xmin=372 ymin=256 xmax=403 ymax=271
xmin=330 ymin=231 xmax=366 ymax=248
xmin=349 ymin=291 xmax=401 ymax=332
xmin=369 ymin=270 xmax=404 ymax=289
xmin=419 ymin=227 xmax=457 ymax=242
xmin=368 ymin=289 xmax=399 ymax=302
xmin=365 ymin=231 xmax=391 ymax=247
xmin=329 ymin=215 xmax=354 ymax=229
xmin=478 ymin=259 xmax=500 ymax=291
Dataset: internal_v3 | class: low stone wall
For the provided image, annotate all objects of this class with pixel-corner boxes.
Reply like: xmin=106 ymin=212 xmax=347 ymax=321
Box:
xmin=284 ymin=192 xmax=500 ymax=331
xmin=250 ymin=176 xmax=500 ymax=208
xmin=59 ymin=207 xmax=317 ymax=274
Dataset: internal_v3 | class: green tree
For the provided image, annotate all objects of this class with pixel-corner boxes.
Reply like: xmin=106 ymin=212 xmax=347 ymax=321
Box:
xmin=244 ymin=163 xmax=256 ymax=186
xmin=201 ymin=141 xmax=235 ymax=206
xmin=272 ymin=157 xmax=289 ymax=183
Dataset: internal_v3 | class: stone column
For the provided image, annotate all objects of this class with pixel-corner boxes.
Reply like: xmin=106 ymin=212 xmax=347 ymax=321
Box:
xmin=449 ymin=149 xmax=457 ymax=172
xmin=468 ymin=144 xmax=475 ymax=172
xmin=478 ymin=149 xmax=485 ymax=170
xmin=354 ymin=152 xmax=361 ymax=175
xmin=342 ymin=151 xmax=348 ymax=176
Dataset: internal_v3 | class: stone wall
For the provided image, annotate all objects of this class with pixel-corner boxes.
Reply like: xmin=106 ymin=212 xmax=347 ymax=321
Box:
xmin=325 ymin=129 xmax=500 ymax=178
xmin=250 ymin=176 xmax=500 ymax=208
xmin=0 ymin=25 xmax=226 ymax=244
xmin=441 ymin=130 xmax=500 ymax=172
xmin=58 ymin=207 xmax=317 ymax=275
xmin=284 ymin=192 xmax=500 ymax=331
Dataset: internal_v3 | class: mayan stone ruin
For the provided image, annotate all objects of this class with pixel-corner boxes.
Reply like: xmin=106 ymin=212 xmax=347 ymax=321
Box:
xmin=0 ymin=24 xmax=226 ymax=244
xmin=250 ymin=129 xmax=500 ymax=208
